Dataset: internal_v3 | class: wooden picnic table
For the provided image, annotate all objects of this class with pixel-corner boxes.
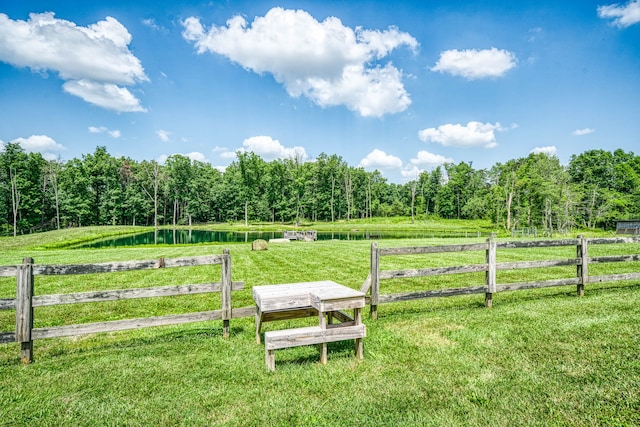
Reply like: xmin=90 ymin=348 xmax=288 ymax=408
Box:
xmin=252 ymin=280 xmax=366 ymax=370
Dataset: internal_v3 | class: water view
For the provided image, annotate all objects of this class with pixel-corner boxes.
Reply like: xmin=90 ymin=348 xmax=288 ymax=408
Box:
xmin=75 ymin=229 xmax=489 ymax=248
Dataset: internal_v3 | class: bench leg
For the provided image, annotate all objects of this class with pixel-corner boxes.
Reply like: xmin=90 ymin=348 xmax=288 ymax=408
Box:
xmin=320 ymin=343 xmax=328 ymax=365
xmin=355 ymin=338 xmax=364 ymax=360
xmin=266 ymin=349 xmax=275 ymax=371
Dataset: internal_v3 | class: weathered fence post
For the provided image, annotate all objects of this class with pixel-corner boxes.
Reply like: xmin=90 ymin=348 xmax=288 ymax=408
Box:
xmin=577 ymin=235 xmax=588 ymax=297
xmin=16 ymin=257 xmax=34 ymax=364
xmin=485 ymin=234 xmax=497 ymax=308
xmin=221 ymin=249 xmax=232 ymax=338
xmin=370 ymin=242 xmax=380 ymax=320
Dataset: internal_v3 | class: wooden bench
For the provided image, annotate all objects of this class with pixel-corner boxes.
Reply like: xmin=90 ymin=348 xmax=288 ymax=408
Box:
xmin=253 ymin=281 xmax=366 ymax=371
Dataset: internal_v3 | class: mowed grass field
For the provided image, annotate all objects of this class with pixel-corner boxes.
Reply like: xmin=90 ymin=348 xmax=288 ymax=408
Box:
xmin=1 ymin=227 xmax=639 ymax=426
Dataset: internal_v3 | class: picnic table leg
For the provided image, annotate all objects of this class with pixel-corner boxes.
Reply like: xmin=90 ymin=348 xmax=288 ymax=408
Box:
xmin=354 ymin=307 xmax=364 ymax=360
xmin=255 ymin=308 xmax=262 ymax=344
xmin=319 ymin=310 xmax=328 ymax=364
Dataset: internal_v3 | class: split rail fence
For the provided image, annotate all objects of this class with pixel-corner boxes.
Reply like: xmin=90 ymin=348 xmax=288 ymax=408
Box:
xmin=0 ymin=250 xmax=253 ymax=363
xmin=361 ymin=236 xmax=640 ymax=319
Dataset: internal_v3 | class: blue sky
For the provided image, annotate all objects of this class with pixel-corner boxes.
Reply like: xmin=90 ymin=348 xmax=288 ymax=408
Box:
xmin=1 ymin=0 xmax=639 ymax=182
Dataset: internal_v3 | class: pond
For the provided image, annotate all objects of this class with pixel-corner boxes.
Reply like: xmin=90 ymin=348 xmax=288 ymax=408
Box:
xmin=74 ymin=229 xmax=489 ymax=248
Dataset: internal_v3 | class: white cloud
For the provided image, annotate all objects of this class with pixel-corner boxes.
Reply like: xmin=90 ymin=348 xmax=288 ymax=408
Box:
xmin=213 ymin=165 xmax=227 ymax=173
xmin=157 ymin=152 xmax=208 ymax=164
xmin=401 ymin=164 xmax=421 ymax=179
xmin=418 ymin=121 xmax=511 ymax=148
xmin=63 ymin=80 xmax=146 ymax=112
xmin=359 ymin=149 xmax=403 ymax=170
xmin=598 ymin=0 xmax=640 ymax=28
xmin=431 ymin=48 xmax=517 ymax=79
xmin=410 ymin=150 xmax=452 ymax=167
xmin=0 ymin=12 xmax=147 ymax=112
xmin=530 ymin=146 xmax=557 ymax=155
xmin=88 ymin=126 xmax=121 ymax=138
xmin=241 ymin=136 xmax=308 ymax=161
xmin=184 ymin=152 xmax=207 ymax=162
xmin=182 ymin=7 xmax=418 ymax=117
xmin=572 ymin=128 xmax=595 ymax=136
xmin=10 ymin=135 xmax=66 ymax=160
xmin=219 ymin=150 xmax=238 ymax=160
xmin=156 ymin=129 xmax=171 ymax=142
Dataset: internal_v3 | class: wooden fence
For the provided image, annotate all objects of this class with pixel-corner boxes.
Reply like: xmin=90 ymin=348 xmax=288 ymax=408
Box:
xmin=361 ymin=236 xmax=640 ymax=319
xmin=0 ymin=250 xmax=252 ymax=363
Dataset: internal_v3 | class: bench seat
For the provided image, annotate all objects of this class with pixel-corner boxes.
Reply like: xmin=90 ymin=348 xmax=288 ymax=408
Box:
xmin=264 ymin=324 xmax=366 ymax=370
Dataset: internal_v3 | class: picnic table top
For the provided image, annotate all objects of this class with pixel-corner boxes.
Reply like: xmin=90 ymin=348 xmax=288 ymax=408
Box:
xmin=253 ymin=280 xmax=364 ymax=312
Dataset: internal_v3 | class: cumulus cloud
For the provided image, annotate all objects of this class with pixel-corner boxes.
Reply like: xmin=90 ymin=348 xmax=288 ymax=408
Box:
xmin=156 ymin=129 xmax=171 ymax=142
xmin=410 ymin=150 xmax=452 ymax=167
xmin=157 ymin=152 xmax=208 ymax=164
xmin=9 ymin=135 xmax=66 ymax=160
xmin=418 ymin=121 xmax=512 ymax=148
xmin=572 ymin=128 xmax=595 ymax=136
xmin=401 ymin=165 xmax=421 ymax=179
xmin=431 ymin=48 xmax=517 ymax=79
xmin=598 ymin=0 xmax=640 ymax=28
xmin=182 ymin=7 xmax=418 ymax=117
xmin=240 ymin=136 xmax=308 ymax=161
xmin=0 ymin=12 xmax=147 ymax=112
xmin=530 ymin=146 xmax=557 ymax=155
xmin=359 ymin=149 xmax=403 ymax=170
xmin=88 ymin=126 xmax=121 ymax=138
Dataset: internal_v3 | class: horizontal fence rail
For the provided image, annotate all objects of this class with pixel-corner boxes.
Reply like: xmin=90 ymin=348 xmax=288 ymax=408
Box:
xmin=0 ymin=250 xmax=246 ymax=363
xmin=364 ymin=236 xmax=640 ymax=319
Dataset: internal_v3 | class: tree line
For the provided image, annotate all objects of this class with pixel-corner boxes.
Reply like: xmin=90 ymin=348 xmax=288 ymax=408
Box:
xmin=1 ymin=143 xmax=639 ymax=236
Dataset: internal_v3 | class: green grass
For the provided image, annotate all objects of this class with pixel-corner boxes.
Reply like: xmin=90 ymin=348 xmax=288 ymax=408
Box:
xmin=0 ymin=227 xmax=639 ymax=426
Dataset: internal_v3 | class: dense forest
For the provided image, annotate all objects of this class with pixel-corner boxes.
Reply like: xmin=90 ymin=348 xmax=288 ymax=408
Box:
xmin=1 ymin=143 xmax=639 ymax=236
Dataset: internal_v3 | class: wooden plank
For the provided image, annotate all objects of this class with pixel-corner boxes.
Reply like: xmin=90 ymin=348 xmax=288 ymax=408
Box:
xmin=260 ymin=308 xmax=318 ymax=322
xmin=485 ymin=237 xmax=497 ymax=307
xmin=264 ymin=324 xmax=366 ymax=350
xmin=370 ymin=243 xmax=380 ymax=319
xmin=32 ymin=255 xmax=224 ymax=276
xmin=0 ymin=266 xmax=18 ymax=277
xmin=311 ymin=296 xmax=365 ymax=312
xmin=577 ymin=236 xmax=588 ymax=297
xmin=380 ymin=264 xmax=487 ymax=279
xmin=587 ymin=237 xmax=640 ymax=245
xmin=589 ymin=272 xmax=640 ymax=283
xmin=15 ymin=259 xmax=34 ymax=343
xmin=360 ymin=274 xmax=371 ymax=294
xmin=331 ymin=310 xmax=354 ymax=323
xmin=31 ymin=310 xmax=225 ymax=339
xmin=589 ymin=254 xmax=640 ymax=263
xmin=221 ymin=250 xmax=232 ymax=339
xmin=163 ymin=255 xmax=224 ymax=268
xmin=31 ymin=282 xmax=244 ymax=307
xmin=379 ymin=243 xmax=488 ymax=256
xmin=378 ymin=285 xmax=486 ymax=303
xmin=16 ymin=258 xmax=34 ymax=364
xmin=495 ymin=277 xmax=580 ymax=292
xmin=496 ymin=259 xmax=581 ymax=270
xmin=0 ymin=299 xmax=15 ymax=311
xmin=253 ymin=281 xmax=332 ymax=312
xmin=0 ymin=332 xmax=15 ymax=344
xmin=497 ymin=239 xmax=579 ymax=249
xmin=231 ymin=306 xmax=256 ymax=319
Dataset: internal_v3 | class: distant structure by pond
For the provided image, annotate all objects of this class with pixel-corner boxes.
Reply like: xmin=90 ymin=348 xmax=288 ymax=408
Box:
xmin=616 ymin=220 xmax=640 ymax=235
xmin=283 ymin=230 xmax=318 ymax=241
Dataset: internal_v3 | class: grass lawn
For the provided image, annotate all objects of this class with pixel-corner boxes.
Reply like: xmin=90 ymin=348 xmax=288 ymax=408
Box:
xmin=0 ymin=227 xmax=638 ymax=426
